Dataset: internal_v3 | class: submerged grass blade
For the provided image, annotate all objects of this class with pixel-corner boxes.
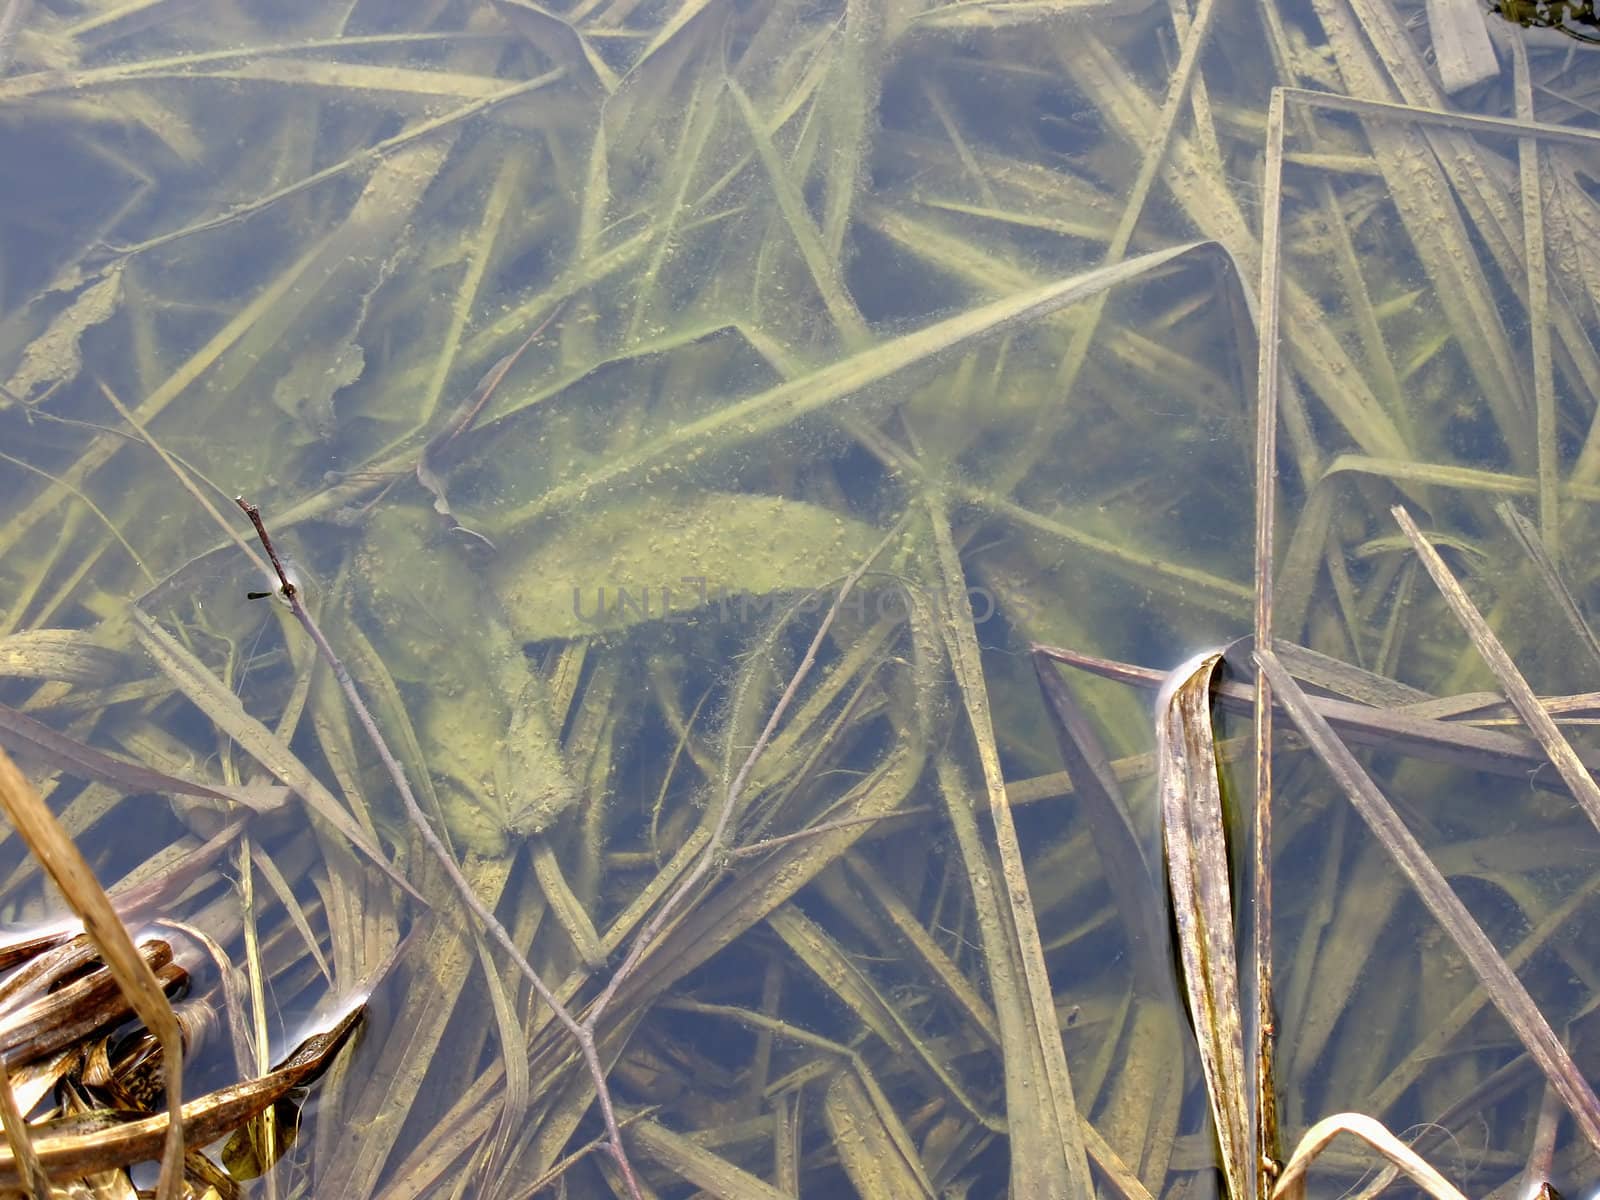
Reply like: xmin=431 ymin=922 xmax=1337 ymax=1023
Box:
xmin=1253 ymin=647 xmax=1600 ymax=1154
xmin=1032 ymin=650 xmax=1168 ymax=998
xmin=1002 ymin=0 xmax=1218 ymax=489
xmin=1364 ymin=860 xmax=1600 ymax=1118
xmin=128 ymin=607 xmax=410 ymax=895
xmin=841 ymin=852 xmax=1001 ymax=1046
xmin=729 ymin=79 xmax=871 ymax=347
xmin=1497 ymin=501 xmax=1600 ymax=673
xmin=1510 ymin=38 xmax=1560 ymax=542
xmin=0 ymin=701 xmax=284 ymax=812
xmin=928 ymin=501 xmax=1092 ymax=1200
xmin=316 ymin=859 xmax=515 ymax=1198
xmin=529 ymin=839 xmax=604 ymax=969
xmin=970 ymin=489 xmax=1252 ymax=613
xmin=1392 ymin=504 xmax=1600 ymax=840
xmin=630 ymin=1119 xmax=791 ymax=1200
xmin=822 ymin=1069 xmax=938 ymax=1199
xmin=1254 ymin=88 xmax=1286 ymax=1196
xmin=767 ymin=903 xmax=999 ymax=1131
xmin=0 ymin=238 xmax=329 ymax=562
xmin=491 ymin=241 xmax=1214 ymax=528
xmin=1156 ymin=650 xmax=1253 ymax=1200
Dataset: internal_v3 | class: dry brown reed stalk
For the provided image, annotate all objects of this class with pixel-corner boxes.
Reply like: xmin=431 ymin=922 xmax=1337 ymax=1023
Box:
xmin=235 ymin=494 xmax=894 ymax=1199
xmin=0 ymin=1003 xmax=360 ymax=1187
xmin=0 ymin=1053 xmax=47 ymax=1199
xmin=1157 ymin=650 xmax=1254 ymax=1200
xmin=0 ymin=742 xmax=184 ymax=1200
xmin=1271 ymin=1112 xmax=1467 ymax=1200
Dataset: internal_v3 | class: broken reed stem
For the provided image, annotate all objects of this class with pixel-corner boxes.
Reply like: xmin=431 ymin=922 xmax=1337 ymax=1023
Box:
xmin=0 ymin=1054 xmax=49 ymax=1200
xmin=1271 ymin=1112 xmax=1466 ymax=1200
xmin=0 ymin=743 xmax=185 ymax=1200
xmin=232 ymin=497 xmax=647 ymax=1200
xmin=236 ymin=498 xmax=892 ymax=1198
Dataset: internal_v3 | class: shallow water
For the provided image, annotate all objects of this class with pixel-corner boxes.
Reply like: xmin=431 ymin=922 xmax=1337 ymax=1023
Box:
xmin=2 ymin=1 xmax=1599 ymax=1196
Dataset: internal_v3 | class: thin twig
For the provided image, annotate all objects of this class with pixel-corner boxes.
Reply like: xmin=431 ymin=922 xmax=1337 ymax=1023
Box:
xmin=730 ymin=808 xmax=930 ymax=856
xmin=234 ymin=497 xmax=646 ymax=1199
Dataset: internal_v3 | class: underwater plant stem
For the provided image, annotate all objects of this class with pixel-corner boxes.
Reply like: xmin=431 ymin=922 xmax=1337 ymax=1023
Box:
xmin=233 ymin=498 xmax=645 ymax=1200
